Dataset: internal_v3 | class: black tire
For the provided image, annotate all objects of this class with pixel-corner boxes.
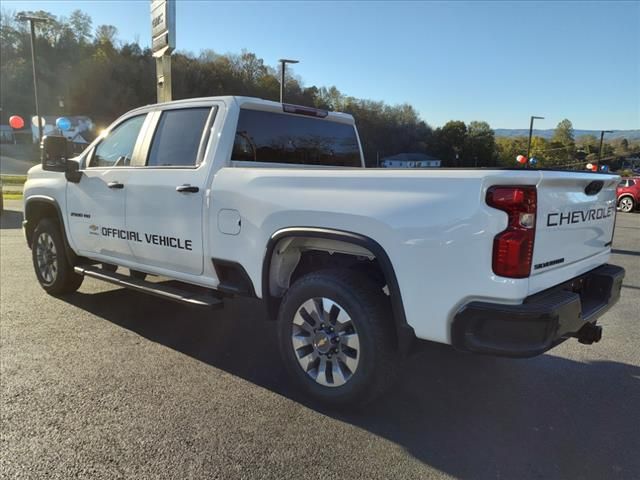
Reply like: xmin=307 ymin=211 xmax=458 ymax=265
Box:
xmin=32 ymin=218 xmax=83 ymax=295
xmin=277 ymin=269 xmax=398 ymax=407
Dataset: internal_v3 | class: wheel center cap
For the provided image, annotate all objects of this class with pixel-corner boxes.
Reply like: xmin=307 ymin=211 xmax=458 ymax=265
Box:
xmin=313 ymin=332 xmax=332 ymax=354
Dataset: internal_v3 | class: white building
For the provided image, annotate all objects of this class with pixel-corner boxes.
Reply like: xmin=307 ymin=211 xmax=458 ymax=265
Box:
xmin=381 ymin=153 xmax=442 ymax=168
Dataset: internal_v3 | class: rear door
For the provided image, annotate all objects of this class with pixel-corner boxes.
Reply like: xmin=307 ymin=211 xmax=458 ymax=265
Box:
xmin=532 ymin=171 xmax=618 ymax=275
xmin=124 ymin=105 xmax=217 ymax=275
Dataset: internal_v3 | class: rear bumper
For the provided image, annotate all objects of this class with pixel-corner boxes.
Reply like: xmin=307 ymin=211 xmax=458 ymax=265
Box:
xmin=451 ymin=264 xmax=625 ymax=358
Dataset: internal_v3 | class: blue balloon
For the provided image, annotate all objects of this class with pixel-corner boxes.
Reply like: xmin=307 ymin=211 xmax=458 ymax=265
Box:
xmin=529 ymin=157 xmax=538 ymax=165
xmin=600 ymin=165 xmax=609 ymax=172
xmin=56 ymin=117 xmax=72 ymax=131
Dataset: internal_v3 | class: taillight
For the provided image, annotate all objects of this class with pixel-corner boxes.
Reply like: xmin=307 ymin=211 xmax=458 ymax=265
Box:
xmin=486 ymin=186 xmax=537 ymax=278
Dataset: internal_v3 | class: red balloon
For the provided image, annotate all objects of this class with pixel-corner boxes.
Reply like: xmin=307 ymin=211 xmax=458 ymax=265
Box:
xmin=9 ymin=115 xmax=24 ymax=129
xmin=591 ymin=164 xmax=598 ymax=172
xmin=516 ymin=154 xmax=527 ymax=164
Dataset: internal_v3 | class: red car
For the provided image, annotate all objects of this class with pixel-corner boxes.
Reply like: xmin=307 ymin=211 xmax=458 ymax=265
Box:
xmin=617 ymin=177 xmax=640 ymax=213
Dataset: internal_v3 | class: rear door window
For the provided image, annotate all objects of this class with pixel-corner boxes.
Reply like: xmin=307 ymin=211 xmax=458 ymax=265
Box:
xmin=147 ymin=108 xmax=212 ymax=167
xmin=232 ymin=109 xmax=361 ymax=167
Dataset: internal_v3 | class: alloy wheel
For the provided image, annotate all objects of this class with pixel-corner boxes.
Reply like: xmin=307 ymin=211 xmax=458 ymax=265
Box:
xmin=291 ymin=297 xmax=360 ymax=387
xmin=35 ymin=232 xmax=58 ymax=285
xmin=619 ymin=197 xmax=634 ymax=213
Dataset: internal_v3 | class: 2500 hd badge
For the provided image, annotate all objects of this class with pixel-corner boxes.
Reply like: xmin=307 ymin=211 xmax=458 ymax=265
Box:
xmin=546 ymin=205 xmax=614 ymax=227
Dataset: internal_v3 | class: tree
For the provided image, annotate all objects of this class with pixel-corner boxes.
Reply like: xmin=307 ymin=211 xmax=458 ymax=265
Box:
xmin=465 ymin=121 xmax=495 ymax=167
xmin=495 ymin=136 xmax=528 ymax=167
xmin=549 ymin=119 xmax=575 ymax=166
xmin=524 ymin=136 xmax=548 ymax=165
xmin=618 ymin=138 xmax=629 ymax=154
xmin=433 ymin=121 xmax=467 ymax=167
xmin=586 ymin=153 xmax=598 ymax=163
xmin=230 ymin=49 xmax=267 ymax=85
xmin=576 ymin=134 xmax=597 ymax=146
xmin=68 ymin=9 xmax=92 ymax=43
xmin=94 ymin=24 xmax=117 ymax=45
xmin=552 ymin=118 xmax=575 ymax=145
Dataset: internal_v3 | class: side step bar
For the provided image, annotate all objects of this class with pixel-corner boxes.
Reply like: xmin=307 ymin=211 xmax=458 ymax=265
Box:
xmin=74 ymin=266 xmax=223 ymax=308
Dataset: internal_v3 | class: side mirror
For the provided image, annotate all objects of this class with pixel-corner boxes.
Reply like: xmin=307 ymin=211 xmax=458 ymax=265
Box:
xmin=41 ymin=135 xmax=69 ymax=172
xmin=65 ymin=159 xmax=82 ymax=183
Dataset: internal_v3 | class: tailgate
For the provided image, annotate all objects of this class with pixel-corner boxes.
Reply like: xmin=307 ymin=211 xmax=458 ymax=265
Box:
xmin=532 ymin=171 xmax=618 ymax=275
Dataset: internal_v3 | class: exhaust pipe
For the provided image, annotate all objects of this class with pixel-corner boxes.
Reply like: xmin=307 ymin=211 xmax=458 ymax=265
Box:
xmin=577 ymin=323 xmax=603 ymax=345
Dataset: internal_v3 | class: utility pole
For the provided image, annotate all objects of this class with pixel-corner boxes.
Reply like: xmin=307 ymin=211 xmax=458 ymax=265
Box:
xmin=526 ymin=115 xmax=545 ymax=167
xmin=16 ymin=12 xmax=48 ymax=144
xmin=598 ymin=130 xmax=613 ymax=161
xmin=278 ymin=59 xmax=299 ymax=103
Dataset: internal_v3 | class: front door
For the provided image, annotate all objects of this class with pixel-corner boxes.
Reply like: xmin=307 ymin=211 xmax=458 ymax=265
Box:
xmin=124 ymin=106 xmax=216 ymax=275
xmin=66 ymin=114 xmax=147 ymax=262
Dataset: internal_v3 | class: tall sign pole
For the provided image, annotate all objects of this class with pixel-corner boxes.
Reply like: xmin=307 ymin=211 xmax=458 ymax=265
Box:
xmin=151 ymin=0 xmax=175 ymax=102
xmin=278 ymin=58 xmax=299 ymax=103
xmin=598 ymin=130 xmax=613 ymax=161
xmin=16 ymin=13 xmax=48 ymax=143
xmin=526 ymin=115 xmax=544 ymax=169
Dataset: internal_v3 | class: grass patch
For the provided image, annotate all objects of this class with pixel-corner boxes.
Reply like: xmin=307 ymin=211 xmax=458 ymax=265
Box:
xmin=2 ymin=193 xmax=23 ymax=200
xmin=0 ymin=175 xmax=27 ymax=186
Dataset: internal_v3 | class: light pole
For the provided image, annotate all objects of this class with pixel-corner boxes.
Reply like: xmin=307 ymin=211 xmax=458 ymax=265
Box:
xmin=526 ymin=115 xmax=545 ymax=164
xmin=598 ymin=130 xmax=613 ymax=161
xmin=16 ymin=12 xmax=48 ymax=144
xmin=278 ymin=58 xmax=299 ymax=103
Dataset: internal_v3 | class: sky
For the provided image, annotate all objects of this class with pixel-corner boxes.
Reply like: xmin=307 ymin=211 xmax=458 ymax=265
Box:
xmin=3 ymin=0 xmax=640 ymax=130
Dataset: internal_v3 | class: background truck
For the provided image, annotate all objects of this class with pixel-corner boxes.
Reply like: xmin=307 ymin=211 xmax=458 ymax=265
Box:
xmin=23 ymin=96 xmax=625 ymax=406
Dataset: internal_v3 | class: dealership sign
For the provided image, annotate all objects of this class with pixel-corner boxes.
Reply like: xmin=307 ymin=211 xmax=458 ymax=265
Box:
xmin=150 ymin=0 xmax=175 ymax=57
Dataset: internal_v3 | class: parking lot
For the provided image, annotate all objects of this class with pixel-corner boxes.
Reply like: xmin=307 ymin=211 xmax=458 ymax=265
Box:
xmin=1 ymin=199 xmax=639 ymax=480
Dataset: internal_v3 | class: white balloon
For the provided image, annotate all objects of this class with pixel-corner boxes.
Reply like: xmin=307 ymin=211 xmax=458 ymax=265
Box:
xmin=31 ymin=116 xmax=45 ymax=127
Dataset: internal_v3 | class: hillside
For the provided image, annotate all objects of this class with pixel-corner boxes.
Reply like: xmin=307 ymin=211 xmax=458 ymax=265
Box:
xmin=493 ymin=129 xmax=640 ymax=141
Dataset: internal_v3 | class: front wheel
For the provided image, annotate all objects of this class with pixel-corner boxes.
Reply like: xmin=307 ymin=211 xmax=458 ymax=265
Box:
xmin=32 ymin=218 xmax=83 ymax=295
xmin=277 ymin=269 xmax=397 ymax=407
xmin=618 ymin=196 xmax=635 ymax=213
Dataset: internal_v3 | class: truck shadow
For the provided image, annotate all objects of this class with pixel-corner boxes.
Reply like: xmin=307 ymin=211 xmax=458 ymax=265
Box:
xmin=64 ymin=288 xmax=640 ymax=479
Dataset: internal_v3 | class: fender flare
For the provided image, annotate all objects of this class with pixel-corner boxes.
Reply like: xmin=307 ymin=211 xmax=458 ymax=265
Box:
xmin=24 ymin=195 xmax=77 ymax=265
xmin=262 ymin=227 xmax=415 ymax=353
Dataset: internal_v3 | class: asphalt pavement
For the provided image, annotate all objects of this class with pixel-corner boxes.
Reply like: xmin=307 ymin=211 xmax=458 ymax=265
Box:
xmin=0 ymin=144 xmax=39 ymax=176
xmin=1 ymin=199 xmax=639 ymax=480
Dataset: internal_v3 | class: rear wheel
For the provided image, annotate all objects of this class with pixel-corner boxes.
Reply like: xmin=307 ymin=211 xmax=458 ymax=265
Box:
xmin=32 ymin=218 xmax=83 ymax=295
xmin=277 ymin=269 xmax=397 ymax=407
xmin=618 ymin=196 xmax=635 ymax=213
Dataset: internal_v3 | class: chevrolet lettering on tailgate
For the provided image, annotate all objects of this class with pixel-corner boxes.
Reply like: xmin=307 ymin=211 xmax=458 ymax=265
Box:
xmin=547 ymin=206 xmax=615 ymax=227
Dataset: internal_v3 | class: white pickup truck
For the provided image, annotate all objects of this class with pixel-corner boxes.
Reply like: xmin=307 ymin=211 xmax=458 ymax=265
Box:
xmin=23 ymin=96 xmax=625 ymax=405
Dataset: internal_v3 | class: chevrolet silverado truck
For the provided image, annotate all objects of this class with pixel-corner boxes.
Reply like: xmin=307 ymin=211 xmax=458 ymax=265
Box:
xmin=22 ymin=96 xmax=625 ymax=405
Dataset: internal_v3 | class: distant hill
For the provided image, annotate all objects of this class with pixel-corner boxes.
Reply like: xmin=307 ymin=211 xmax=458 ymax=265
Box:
xmin=493 ymin=129 xmax=640 ymax=141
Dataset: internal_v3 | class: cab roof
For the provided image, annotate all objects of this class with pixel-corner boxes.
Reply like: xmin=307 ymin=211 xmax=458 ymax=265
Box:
xmin=126 ymin=95 xmax=355 ymax=125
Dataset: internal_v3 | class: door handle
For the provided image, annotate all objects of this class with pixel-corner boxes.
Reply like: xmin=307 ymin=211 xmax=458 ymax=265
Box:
xmin=176 ymin=184 xmax=199 ymax=193
xmin=107 ymin=181 xmax=124 ymax=189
